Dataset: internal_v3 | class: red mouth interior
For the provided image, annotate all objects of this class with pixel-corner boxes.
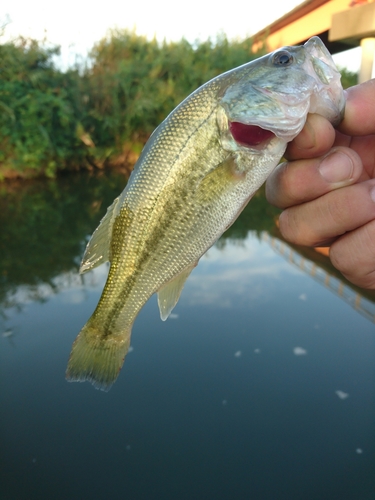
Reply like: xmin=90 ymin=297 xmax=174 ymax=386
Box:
xmin=229 ymin=121 xmax=275 ymax=147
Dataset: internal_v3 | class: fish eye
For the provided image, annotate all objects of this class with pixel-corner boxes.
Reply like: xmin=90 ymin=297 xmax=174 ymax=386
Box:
xmin=272 ymin=50 xmax=294 ymax=67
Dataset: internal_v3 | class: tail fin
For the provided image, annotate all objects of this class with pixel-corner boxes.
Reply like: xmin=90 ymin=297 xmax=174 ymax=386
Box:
xmin=66 ymin=323 xmax=131 ymax=391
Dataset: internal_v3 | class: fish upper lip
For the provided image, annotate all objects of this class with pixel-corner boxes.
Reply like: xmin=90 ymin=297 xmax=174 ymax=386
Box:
xmin=253 ymin=85 xmax=310 ymax=106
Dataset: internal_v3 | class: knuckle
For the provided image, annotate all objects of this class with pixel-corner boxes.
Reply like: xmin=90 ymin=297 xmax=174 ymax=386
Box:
xmin=329 ymin=241 xmax=353 ymax=276
xmin=278 ymin=209 xmax=312 ymax=245
xmin=324 ymin=189 xmax=355 ymax=229
xmin=330 ymin=220 xmax=375 ymax=289
xmin=266 ymin=161 xmax=295 ymax=208
xmin=278 ymin=210 xmax=295 ymax=241
xmin=277 ymin=161 xmax=309 ymax=205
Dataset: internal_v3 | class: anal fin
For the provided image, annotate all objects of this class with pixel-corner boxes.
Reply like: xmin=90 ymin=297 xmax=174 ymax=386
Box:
xmin=157 ymin=264 xmax=196 ymax=321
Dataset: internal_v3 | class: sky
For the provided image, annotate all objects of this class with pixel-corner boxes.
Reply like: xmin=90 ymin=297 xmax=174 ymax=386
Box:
xmin=2 ymin=0 xmax=361 ymax=71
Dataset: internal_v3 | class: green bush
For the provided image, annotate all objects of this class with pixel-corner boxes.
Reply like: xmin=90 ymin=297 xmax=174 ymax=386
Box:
xmin=0 ymin=38 xmax=88 ymax=178
xmin=81 ymin=31 xmax=256 ymax=157
xmin=0 ymin=31 xmax=257 ymax=178
xmin=0 ymin=31 xmax=358 ymax=180
xmin=339 ymin=67 xmax=358 ymax=90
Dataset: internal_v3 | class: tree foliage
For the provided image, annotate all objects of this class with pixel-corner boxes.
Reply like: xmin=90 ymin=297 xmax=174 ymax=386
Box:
xmin=0 ymin=31 xmax=256 ymax=179
xmin=339 ymin=67 xmax=358 ymax=90
xmin=0 ymin=31 xmax=358 ymax=180
xmin=0 ymin=38 xmax=86 ymax=178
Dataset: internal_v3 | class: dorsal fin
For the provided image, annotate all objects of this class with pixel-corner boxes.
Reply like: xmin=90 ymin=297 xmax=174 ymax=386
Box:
xmin=157 ymin=264 xmax=196 ymax=321
xmin=80 ymin=197 xmax=120 ymax=274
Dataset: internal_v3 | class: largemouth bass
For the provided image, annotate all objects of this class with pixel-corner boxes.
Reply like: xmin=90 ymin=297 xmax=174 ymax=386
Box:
xmin=66 ymin=37 xmax=345 ymax=390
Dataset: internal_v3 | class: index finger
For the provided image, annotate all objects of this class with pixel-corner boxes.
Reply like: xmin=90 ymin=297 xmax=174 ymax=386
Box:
xmin=339 ymin=78 xmax=375 ymax=136
xmin=286 ymin=78 xmax=375 ymax=162
xmin=285 ymin=113 xmax=336 ymax=160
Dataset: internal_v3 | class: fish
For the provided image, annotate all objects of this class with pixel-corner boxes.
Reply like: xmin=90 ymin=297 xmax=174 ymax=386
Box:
xmin=66 ymin=36 xmax=345 ymax=391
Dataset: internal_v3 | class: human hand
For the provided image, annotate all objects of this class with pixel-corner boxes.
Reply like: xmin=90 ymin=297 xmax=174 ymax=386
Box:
xmin=266 ymin=79 xmax=375 ymax=289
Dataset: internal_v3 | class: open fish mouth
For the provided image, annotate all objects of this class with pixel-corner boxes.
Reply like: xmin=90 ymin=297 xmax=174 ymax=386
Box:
xmin=220 ymin=36 xmax=345 ymax=149
xmin=228 ymin=121 xmax=275 ymax=148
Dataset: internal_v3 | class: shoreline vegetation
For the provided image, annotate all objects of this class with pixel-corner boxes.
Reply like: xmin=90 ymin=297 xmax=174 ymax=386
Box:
xmin=0 ymin=30 xmax=357 ymax=181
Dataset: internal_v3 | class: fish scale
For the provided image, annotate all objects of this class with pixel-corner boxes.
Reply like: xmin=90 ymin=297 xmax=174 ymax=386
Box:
xmin=66 ymin=37 xmax=345 ymax=390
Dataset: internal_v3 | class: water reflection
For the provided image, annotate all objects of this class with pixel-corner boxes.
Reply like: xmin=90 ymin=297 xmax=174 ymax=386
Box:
xmin=0 ymin=172 xmax=123 ymax=314
xmin=1 ymin=170 xmax=374 ymax=323
xmin=263 ymin=232 xmax=375 ymax=323
xmin=1 ymin=171 xmax=374 ymax=499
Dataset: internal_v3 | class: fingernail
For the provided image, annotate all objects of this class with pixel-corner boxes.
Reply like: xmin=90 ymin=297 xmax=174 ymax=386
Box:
xmin=319 ymin=151 xmax=354 ymax=184
xmin=370 ymin=186 xmax=375 ymax=203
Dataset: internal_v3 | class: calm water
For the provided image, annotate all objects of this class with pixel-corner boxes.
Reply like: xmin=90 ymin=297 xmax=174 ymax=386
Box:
xmin=1 ymin=172 xmax=374 ymax=500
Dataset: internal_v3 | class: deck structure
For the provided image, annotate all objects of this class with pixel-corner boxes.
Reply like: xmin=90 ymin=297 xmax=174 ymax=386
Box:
xmin=252 ymin=0 xmax=375 ymax=82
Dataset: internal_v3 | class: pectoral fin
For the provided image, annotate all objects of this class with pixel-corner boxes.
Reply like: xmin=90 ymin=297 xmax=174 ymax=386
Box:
xmin=157 ymin=264 xmax=196 ymax=321
xmin=80 ymin=197 xmax=120 ymax=274
xmin=196 ymin=155 xmax=244 ymax=205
